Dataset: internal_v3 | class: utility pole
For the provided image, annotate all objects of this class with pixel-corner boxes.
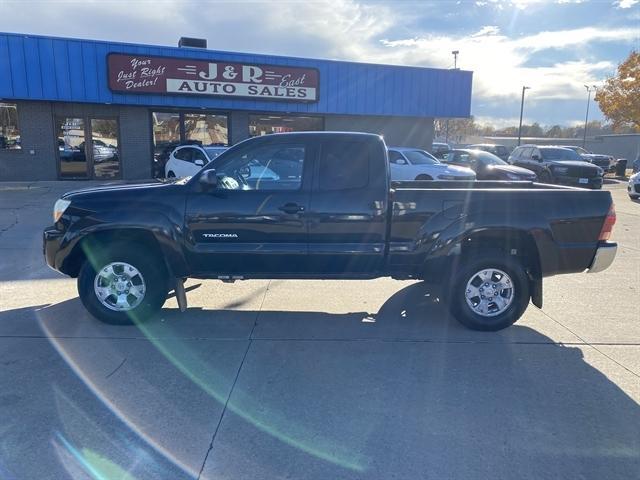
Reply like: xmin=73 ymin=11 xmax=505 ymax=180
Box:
xmin=517 ymin=86 xmax=530 ymax=146
xmin=583 ymin=85 xmax=597 ymax=148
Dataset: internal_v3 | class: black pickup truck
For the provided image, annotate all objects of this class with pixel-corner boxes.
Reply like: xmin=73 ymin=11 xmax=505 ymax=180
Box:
xmin=44 ymin=132 xmax=617 ymax=331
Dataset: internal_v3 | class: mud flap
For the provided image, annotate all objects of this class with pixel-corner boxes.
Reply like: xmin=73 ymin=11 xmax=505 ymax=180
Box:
xmin=175 ymin=278 xmax=188 ymax=312
xmin=530 ymin=275 xmax=543 ymax=309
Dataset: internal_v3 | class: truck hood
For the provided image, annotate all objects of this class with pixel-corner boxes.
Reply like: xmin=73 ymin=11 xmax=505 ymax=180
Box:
xmin=61 ymin=179 xmax=181 ymax=200
xmin=581 ymin=154 xmax=610 ymax=160
xmin=546 ymin=160 xmax=599 ymax=169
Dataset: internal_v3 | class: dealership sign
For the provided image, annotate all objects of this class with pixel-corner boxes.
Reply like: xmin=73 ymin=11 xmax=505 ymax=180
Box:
xmin=107 ymin=53 xmax=318 ymax=102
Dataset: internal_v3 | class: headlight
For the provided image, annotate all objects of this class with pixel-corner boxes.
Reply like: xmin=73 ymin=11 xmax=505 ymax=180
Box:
xmin=596 ymin=167 xmax=604 ymax=176
xmin=53 ymin=199 xmax=71 ymax=222
xmin=553 ymin=166 xmax=569 ymax=175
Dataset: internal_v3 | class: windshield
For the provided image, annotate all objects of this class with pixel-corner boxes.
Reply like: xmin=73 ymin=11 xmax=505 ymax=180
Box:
xmin=541 ymin=148 xmax=583 ymax=161
xmin=566 ymin=146 xmax=590 ymax=155
xmin=404 ymin=150 xmax=439 ymax=165
xmin=204 ymin=147 xmax=227 ymax=159
xmin=474 ymin=151 xmax=507 ymax=165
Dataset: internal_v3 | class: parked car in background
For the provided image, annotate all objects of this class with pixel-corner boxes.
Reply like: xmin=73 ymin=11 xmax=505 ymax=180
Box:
xmin=629 ymin=172 xmax=640 ymax=200
xmin=78 ymin=140 xmax=118 ymax=163
xmin=388 ymin=147 xmax=476 ymax=181
xmin=444 ymin=149 xmax=536 ymax=181
xmin=165 ymin=145 xmax=228 ymax=178
xmin=508 ymin=145 xmax=603 ymax=189
xmin=431 ymin=142 xmax=451 ymax=159
xmin=561 ymin=146 xmax=615 ymax=172
xmin=468 ymin=143 xmax=510 ymax=161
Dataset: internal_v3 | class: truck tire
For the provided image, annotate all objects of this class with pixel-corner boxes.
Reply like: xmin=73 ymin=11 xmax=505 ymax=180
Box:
xmin=447 ymin=252 xmax=530 ymax=331
xmin=77 ymin=244 xmax=169 ymax=325
xmin=538 ymin=170 xmax=552 ymax=183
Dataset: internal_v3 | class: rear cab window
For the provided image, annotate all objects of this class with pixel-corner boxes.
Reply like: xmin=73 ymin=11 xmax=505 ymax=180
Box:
xmin=318 ymin=140 xmax=370 ymax=191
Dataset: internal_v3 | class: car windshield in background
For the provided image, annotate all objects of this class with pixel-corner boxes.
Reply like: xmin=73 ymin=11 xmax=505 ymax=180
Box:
xmin=495 ymin=146 xmax=509 ymax=156
xmin=475 ymin=151 xmax=507 ymax=165
xmin=404 ymin=150 xmax=439 ymax=165
xmin=541 ymin=148 xmax=583 ymax=161
xmin=566 ymin=146 xmax=590 ymax=155
xmin=204 ymin=147 xmax=227 ymax=159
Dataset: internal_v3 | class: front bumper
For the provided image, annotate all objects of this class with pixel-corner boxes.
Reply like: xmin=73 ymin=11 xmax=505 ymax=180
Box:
xmin=587 ymin=242 xmax=617 ymax=273
xmin=555 ymin=174 xmax=603 ymax=189
xmin=43 ymin=226 xmax=64 ymax=271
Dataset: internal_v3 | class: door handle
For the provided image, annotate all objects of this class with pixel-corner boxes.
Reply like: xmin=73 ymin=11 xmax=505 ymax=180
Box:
xmin=278 ymin=203 xmax=305 ymax=214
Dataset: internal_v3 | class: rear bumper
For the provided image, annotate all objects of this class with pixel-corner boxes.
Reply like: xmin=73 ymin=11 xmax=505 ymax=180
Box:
xmin=587 ymin=242 xmax=617 ymax=273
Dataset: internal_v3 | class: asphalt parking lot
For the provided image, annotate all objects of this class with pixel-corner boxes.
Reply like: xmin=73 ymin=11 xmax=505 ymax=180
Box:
xmin=0 ymin=181 xmax=638 ymax=480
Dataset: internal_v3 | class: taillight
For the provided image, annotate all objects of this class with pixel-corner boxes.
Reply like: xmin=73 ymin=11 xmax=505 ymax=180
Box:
xmin=599 ymin=203 xmax=616 ymax=241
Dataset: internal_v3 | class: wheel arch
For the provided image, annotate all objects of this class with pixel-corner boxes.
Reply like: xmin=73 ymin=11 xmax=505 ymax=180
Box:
xmin=61 ymin=227 xmax=187 ymax=279
xmin=424 ymin=226 xmax=543 ymax=307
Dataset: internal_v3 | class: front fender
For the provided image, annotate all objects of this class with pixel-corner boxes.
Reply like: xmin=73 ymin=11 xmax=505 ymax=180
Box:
xmin=58 ymin=210 xmax=189 ymax=277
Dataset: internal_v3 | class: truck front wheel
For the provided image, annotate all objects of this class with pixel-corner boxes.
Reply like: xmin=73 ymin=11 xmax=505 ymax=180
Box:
xmin=77 ymin=245 xmax=169 ymax=325
xmin=447 ymin=253 xmax=530 ymax=331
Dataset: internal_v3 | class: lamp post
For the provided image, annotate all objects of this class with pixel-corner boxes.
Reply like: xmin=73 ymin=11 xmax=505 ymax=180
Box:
xmin=583 ymin=85 xmax=597 ymax=148
xmin=451 ymin=50 xmax=459 ymax=69
xmin=517 ymin=86 xmax=530 ymax=146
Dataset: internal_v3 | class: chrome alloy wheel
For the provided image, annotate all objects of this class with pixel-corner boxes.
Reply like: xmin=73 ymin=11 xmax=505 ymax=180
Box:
xmin=94 ymin=262 xmax=146 ymax=311
xmin=464 ymin=268 xmax=514 ymax=317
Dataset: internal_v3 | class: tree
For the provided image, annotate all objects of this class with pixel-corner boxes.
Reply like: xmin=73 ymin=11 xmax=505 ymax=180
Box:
xmin=546 ymin=125 xmax=562 ymax=138
xmin=595 ymin=51 xmax=640 ymax=132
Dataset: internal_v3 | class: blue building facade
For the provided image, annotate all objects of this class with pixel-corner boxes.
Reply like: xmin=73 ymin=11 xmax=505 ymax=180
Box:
xmin=0 ymin=32 xmax=473 ymax=181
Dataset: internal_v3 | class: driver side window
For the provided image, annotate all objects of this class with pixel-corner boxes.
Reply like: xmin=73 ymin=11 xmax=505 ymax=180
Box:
xmin=174 ymin=147 xmax=192 ymax=162
xmin=215 ymin=143 xmax=305 ymax=191
xmin=388 ymin=151 xmax=406 ymax=164
xmin=192 ymin=149 xmax=207 ymax=164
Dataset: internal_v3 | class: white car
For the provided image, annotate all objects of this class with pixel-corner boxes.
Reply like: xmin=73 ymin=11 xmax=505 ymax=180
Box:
xmin=629 ymin=172 xmax=640 ymax=200
xmin=165 ymin=145 xmax=228 ymax=178
xmin=388 ymin=147 xmax=476 ymax=181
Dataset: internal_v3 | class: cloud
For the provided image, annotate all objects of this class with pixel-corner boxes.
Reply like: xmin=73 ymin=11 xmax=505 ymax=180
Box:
xmin=472 ymin=26 xmax=501 ymax=37
xmin=379 ymin=26 xmax=635 ymax=101
xmin=615 ymin=0 xmax=639 ymax=8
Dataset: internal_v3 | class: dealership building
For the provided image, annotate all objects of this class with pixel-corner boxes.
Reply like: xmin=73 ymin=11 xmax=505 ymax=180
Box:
xmin=0 ymin=32 xmax=472 ymax=181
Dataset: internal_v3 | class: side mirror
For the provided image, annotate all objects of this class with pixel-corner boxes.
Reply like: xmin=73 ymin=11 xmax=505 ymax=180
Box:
xmin=395 ymin=159 xmax=407 ymax=165
xmin=194 ymin=159 xmax=205 ymax=167
xmin=199 ymin=169 xmax=218 ymax=190
xmin=532 ymin=154 xmax=541 ymax=161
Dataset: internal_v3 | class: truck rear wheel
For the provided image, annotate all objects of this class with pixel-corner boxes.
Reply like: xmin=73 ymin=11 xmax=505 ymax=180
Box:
xmin=447 ymin=253 xmax=530 ymax=331
xmin=77 ymin=244 xmax=169 ymax=325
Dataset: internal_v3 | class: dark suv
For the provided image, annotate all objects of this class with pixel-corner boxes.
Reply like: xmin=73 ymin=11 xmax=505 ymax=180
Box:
xmin=468 ymin=143 xmax=510 ymax=161
xmin=508 ymin=145 xmax=603 ymax=189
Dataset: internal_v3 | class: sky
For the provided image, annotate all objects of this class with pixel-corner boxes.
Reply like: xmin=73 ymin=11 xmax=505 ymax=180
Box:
xmin=1 ymin=0 xmax=638 ymax=127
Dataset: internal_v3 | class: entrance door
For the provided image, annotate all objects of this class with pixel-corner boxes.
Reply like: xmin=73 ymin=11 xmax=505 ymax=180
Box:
xmin=56 ymin=117 xmax=120 ymax=179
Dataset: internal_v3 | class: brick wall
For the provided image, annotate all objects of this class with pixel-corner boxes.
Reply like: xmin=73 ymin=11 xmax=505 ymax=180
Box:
xmin=0 ymin=101 xmax=57 ymax=181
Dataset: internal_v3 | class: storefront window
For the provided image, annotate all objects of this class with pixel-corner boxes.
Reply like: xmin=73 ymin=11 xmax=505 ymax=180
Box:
xmin=0 ymin=103 xmax=21 ymax=149
xmin=184 ymin=113 xmax=228 ymax=146
xmin=249 ymin=115 xmax=323 ymax=137
xmin=152 ymin=111 xmax=229 ymax=178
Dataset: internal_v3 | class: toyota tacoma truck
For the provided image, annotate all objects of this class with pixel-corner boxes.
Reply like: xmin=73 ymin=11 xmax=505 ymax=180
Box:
xmin=44 ymin=132 xmax=617 ymax=331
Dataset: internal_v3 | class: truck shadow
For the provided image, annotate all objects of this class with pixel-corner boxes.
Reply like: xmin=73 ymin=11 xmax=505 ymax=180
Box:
xmin=1 ymin=285 xmax=639 ymax=478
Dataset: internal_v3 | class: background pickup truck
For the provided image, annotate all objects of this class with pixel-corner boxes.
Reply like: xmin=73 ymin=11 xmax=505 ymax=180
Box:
xmin=44 ymin=132 xmax=617 ymax=331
